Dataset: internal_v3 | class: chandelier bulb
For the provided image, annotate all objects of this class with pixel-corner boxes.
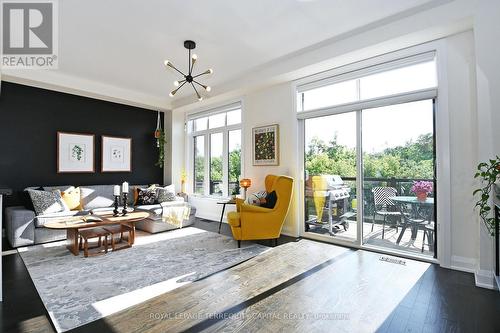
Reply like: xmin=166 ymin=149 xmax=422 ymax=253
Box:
xmin=206 ymin=86 xmax=211 ymax=92
xmin=198 ymin=96 xmax=203 ymax=101
xmin=191 ymin=54 xmax=198 ymax=61
xmin=174 ymin=81 xmax=180 ymax=87
xmin=207 ymin=68 xmax=213 ymax=74
xmin=164 ymin=60 xmax=170 ymax=67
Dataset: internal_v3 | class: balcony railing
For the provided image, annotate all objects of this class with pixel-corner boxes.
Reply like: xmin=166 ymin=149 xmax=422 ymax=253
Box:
xmin=306 ymin=176 xmax=434 ymax=218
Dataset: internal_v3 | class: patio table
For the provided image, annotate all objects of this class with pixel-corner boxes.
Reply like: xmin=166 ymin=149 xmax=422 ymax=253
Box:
xmin=389 ymin=196 xmax=434 ymax=246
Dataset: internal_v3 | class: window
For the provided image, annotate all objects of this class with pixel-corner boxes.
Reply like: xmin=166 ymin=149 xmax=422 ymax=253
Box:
xmin=298 ymin=52 xmax=438 ymax=258
xmin=188 ymin=104 xmax=242 ymax=197
xmin=297 ymin=55 xmax=437 ymax=112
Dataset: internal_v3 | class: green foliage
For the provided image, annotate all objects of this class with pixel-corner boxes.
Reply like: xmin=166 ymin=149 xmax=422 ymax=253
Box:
xmin=305 ymin=133 xmax=434 ymax=179
xmin=155 ymin=129 xmax=167 ymax=168
xmin=194 ymin=147 xmax=241 ymax=193
xmin=473 ymin=157 xmax=500 ymax=236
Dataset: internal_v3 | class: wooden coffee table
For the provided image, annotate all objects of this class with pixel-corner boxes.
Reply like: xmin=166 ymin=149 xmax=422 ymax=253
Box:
xmin=44 ymin=211 xmax=152 ymax=255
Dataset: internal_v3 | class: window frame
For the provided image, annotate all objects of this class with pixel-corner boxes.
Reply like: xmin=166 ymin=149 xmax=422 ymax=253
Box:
xmin=293 ymin=42 xmax=451 ymax=266
xmin=187 ymin=103 xmax=243 ymax=198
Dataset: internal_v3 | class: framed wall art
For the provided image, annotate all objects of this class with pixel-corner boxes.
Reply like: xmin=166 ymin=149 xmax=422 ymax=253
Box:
xmin=57 ymin=132 xmax=95 ymax=173
xmin=101 ymin=136 xmax=132 ymax=172
xmin=252 ymin=124 xmax=279 ymax=166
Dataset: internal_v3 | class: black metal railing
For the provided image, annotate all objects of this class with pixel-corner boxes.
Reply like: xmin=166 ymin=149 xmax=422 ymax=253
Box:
xmin=305 ymin=176 xmax=434 ymax=218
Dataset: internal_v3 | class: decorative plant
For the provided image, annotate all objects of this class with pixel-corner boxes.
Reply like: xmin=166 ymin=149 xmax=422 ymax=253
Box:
xmin=180 ymin=169 xmax=187 ymax=193
xmin=411 ymin=181 xmax=433 ymax=195
xmin=155 ymin=128 xmax=167 ymax=168
xmin=232 ymin=182 xmax=240 ymax=196
xmin=473 ymin=156 xmax=500 ymax=235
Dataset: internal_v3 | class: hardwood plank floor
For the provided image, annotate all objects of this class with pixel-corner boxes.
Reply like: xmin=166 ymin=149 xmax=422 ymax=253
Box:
xmin=1 ymin=218 xmax=499 ymax=333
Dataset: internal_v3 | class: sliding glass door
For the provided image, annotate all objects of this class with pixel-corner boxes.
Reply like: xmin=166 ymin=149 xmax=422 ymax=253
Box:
xmin=298 ymin=52 xmax=438 ymax=258
xmin=361 ymin=100 xmax=436 ymax=258
xmin=304 ymin=112 xmax=358 ymax=242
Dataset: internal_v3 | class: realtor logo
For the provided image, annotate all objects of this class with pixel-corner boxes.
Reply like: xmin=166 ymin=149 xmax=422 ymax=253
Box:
xmin=1 ymin=0 xmax=58 ymax=68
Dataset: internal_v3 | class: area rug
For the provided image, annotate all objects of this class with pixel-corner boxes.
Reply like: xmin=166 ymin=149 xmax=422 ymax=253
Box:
xmin=18 ymin=227 xmax=268 ymax=332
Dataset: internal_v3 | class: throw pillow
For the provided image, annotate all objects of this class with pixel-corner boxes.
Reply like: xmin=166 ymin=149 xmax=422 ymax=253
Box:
xmin=136 ymin=188 xmax=158 ymax=205
xmin=156 ymin=184 xmax=176 ymax=203
xmin=28 ymin=189 xmax=69 ymax=215
xmin=245 ymin=191 xmax=267 ymax=206
xmin=23 ymin=186 xmax=44 ymax=211
xmin=60 ymin=187 xmax=82 ymax=210
xmin=261 ymin=191 xmax=277 ymax=209
xmin=133 ymin=185 xmax=156 ymax=205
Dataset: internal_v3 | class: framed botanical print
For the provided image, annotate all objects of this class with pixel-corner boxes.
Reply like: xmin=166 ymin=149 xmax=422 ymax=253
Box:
xmin=252 ymin=124 xmax=279 ymax=166
xmin=57 ymin=132 xmax=95 ymax=173
xmin=101 ymin=136 xmax=132 ymax=172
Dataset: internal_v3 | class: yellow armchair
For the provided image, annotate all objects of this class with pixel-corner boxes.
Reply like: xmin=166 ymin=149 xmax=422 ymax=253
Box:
xmin=227 ymin=175 xmax=294 ymax=247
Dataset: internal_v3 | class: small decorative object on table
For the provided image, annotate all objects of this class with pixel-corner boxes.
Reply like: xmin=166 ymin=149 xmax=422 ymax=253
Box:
xmin=239 ymin=178 xmax=251 ymax=199
xmin=113 ymin=185 xmax=120 ymax=216
xmin=411 ymin=181 xmax=433 ymax=202
xmin=122 ymin=181 xmax=129 ymax=215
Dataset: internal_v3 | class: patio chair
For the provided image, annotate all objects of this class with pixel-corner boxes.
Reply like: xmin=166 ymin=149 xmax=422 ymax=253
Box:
xmin=371 ymin=187 xmax=400 ymax=239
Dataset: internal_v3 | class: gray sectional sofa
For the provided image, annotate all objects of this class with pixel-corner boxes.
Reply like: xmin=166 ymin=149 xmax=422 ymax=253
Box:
xmin=5 ymin=184 xmax=196 ymax=248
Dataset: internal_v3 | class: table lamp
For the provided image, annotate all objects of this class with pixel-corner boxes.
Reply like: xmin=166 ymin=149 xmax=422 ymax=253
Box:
xmin=239 ymin=178 xmax=252 ymax=199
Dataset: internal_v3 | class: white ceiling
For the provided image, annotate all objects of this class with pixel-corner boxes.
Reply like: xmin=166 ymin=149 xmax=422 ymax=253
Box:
xmin=3 ymin=0 xmax=440 ymax=109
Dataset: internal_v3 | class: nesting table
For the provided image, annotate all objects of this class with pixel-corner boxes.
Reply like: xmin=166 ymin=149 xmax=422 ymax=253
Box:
xmin=44 ymin=210 xmax=151 ymax=255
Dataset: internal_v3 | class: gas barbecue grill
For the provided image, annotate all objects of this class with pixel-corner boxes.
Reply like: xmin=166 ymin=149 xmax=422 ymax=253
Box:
xmin=305 ymin=175 xmax=355 ymax=234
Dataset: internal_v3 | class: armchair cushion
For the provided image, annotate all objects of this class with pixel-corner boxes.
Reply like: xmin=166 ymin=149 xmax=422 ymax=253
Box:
xmin=261 ymin=191 xmax=277 ymax=209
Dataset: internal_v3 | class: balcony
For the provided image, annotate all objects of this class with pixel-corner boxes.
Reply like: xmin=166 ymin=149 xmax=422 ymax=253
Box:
xmin=305 ymin=176 xmax=436 ymax=258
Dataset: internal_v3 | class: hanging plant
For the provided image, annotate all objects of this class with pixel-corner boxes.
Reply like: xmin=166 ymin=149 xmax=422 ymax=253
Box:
xmin=155 ymin=128 xmax=167 ymax=168
xmin=473 ymin=156 xmax=500 ymax=235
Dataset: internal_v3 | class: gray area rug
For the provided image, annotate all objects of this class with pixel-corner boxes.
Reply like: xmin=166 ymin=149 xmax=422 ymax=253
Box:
xmin=19 ymin=227 xmax=268 ymax=332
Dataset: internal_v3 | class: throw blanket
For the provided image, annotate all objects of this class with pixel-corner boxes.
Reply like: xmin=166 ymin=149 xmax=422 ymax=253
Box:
xmin=160 ymin=201 xmax=191 ymax=227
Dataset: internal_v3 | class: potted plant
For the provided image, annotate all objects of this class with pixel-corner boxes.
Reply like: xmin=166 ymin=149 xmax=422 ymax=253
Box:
xmin=473 ymin=156 xmax=500 ymax=235
xmin=231 ymin=183 xmax=240 ymax=200
xmin=411 ymin=181 xmax=433 ymax=202
xmin=155 ymin=128 xmax=167 ymax=168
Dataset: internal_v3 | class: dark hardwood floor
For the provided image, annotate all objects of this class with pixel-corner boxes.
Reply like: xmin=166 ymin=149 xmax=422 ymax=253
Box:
xmin=1 ymin=218 xmax=499 ymax=333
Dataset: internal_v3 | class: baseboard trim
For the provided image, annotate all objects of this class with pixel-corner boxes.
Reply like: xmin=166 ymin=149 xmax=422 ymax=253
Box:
xmin=450 ymin=255 xmax=477 ymax=273
xmin=474 ymin=269 xmax=498 ymax=290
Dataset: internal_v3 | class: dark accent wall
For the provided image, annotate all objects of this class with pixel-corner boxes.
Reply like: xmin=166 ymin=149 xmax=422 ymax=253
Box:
xmin=0 ymin=81 xmax=164 ymax=207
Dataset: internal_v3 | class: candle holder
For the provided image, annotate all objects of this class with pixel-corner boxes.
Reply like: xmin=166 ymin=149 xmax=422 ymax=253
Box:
xmin=122 ymin=193 xmax=129 ymax=216
xmin=113 ymin=195 xmax=120 ymax=216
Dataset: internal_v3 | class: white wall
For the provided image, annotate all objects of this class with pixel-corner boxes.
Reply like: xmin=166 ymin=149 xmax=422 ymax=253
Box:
xmin=472 ymin=0 xmax=500 ymax=288
xmin=445 ymin=31 xmax=479 ymax=271
xmin=242 ymin=83 xmax=298 ymax=235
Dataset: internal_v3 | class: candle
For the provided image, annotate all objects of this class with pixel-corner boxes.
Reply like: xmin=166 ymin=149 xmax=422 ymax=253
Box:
xmin=113 ymin=185 xmax=120 ymax=196
xmin=122 ymin=181 xmax=129 ymax=193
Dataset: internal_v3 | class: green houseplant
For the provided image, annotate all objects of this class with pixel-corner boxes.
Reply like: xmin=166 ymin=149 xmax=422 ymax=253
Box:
xmin=155 ymin=128 xmax=167 ymax=168
xmin=473 ymin=156 xmax=500 ymax=235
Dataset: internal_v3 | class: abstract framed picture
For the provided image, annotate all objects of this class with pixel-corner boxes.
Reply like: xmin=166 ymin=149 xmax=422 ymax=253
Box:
xmin=57 ymin=132 xmax=95 ymax=173
xmin=101 ymin=136 xmax=132 ymax=172
xmin=252 ymin=124 xmax=279 ymax=166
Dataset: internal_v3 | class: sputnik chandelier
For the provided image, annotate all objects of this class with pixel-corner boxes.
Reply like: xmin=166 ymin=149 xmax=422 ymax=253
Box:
xmin=164 ymin=40 xmax=213 ymax=101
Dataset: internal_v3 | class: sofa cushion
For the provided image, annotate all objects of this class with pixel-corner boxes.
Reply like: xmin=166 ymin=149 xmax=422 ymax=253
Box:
xmin=134 ymin=204 xmax=163 ymax=219
xmin=27 ymin=189 xmax=69 ymax=216
xmin=156 ymin=184 xmax=176 ymax=203
xmin=80 ymin=185 xmax=115 ymax=210
xmin=136 ymin=188 xmax=157 ymax=205
xmin=34 ymin=210 xmax=88 ymax=227
xmin=60 ymin=187 xmax=82 ymax=210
